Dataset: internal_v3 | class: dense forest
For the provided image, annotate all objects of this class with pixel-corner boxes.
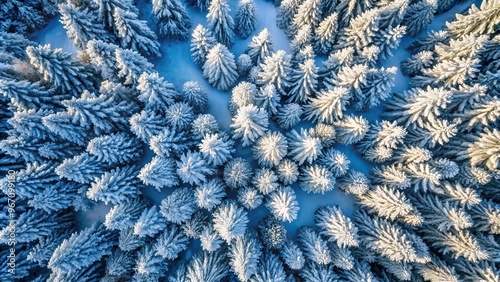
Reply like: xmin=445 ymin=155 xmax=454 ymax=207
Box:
xmin=0 ymin=0 xmax=500 ymax=281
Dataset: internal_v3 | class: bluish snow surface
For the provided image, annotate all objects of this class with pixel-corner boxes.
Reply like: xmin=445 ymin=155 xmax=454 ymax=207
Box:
xmin=34 ymin=0 xmax=478 ymax=235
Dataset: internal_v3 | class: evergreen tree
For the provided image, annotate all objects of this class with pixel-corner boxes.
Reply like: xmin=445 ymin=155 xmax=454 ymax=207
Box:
xmin=203 ymin=43 xmax=239 ymax=91
xmin=253 ymin=131 xmax=288 ymax=167
xmin=165 ymin=102 xmax=196 ymax=130
xmin=185 ymin=251 xmax=230 ymax=282
xmin=138 ymin=156 xmax=179 ymax=190
xmin=200 ymin=224 xmax=224 ymax=252
xmin=190 ymin=24 xmax=217 ymax=65
xmin=336 ymin=0 xmax=376 ymax=27
xmin=150 ymin=128 xmax=193 ymax=158
xmin=206 ymin=0 xmax=235 ymax=47
xmin=137 ymin=72 xmax=178 ymax=113
xmin=337 ymin=9 xmax=379 ymax=52
xmin=26 ymin=44 xmax=94 ymax=97
xmin=305 ymin=86 xmax=350 ymax=124
xmin=253 ymin=168 xmax=279 ymax=195
xmin=104 ymin=198 xmax=146 ymax=231
xmin=288 ymin=59 xmax=318 ymax=104
xmin=48 ymin=223 xmax=117 ymax=273
xmin=237 ymin=53 xmax=253 ymax=75
xmin=154 ymin=224 xmax=189 ymax=260
xmin=446 ymin=0 xmax=500 ymax=37
xmin=87 ymin=133 xmax=142 ymax=165
xmin=237 ymin=187 xmax=264 ymax=210
xmin=134 ymin=206 xmax=167 ymax=238
xmin=257 ymin=50 xmax=291 ymax=94
xmin=224 ymin=157 xmax=253 ymax=189
xmin=298 ymin=227 xmax=332 ymax=265
xmin=87 ymin=166 xmax=143 ymax=205
xmin=235 ymin=0 xmax=257 ymax=39
xmin=185 ymin=0 xmax=211 ymax=11
xmin=119 ymin=227 xmax=146 ymax=251
xmin=115 ymin=48 xmax=154 ymax=85
xmin=292 ymin=0 xmax=321 ymax=31
xmin=182 ymin=81 xmax=208 ymax=112
xmin=250 ymin=252 xmax=287 ymax=282
xmin=59 ymin=3 xmax=110 ymax=49
xmin=231 ymin=105 xmax=269 ymax=146
xmin=160 ymin=187 xmax=198 ymax=224
xmin=277 ymin=159 xmax=299 ymax=185
xmin=152 ymin=0 xmax=192 ymax=40
xmin=113 ymin=7 xmax=161 ymax=57
xmin=246 ymin=28 xmax=274 ymax=65
xmin=287 ymin=129 xmax=323 ymax=165
xmin=467 ymin=128 xmax=500 ymax=171
xmin=41 ymin=112 xmax=88 ymax=146
xmin=315 ymin=206 xmax=359 ymax=247
xmin=177 ymin=150 xmax=216 ymax=185
xmin=134 ymin=244 xmax=168 ymax=280
xmin=192 ymin=114 xmax=220 ymax=140
xmin=229 ymin=82 xmax=258 ymax=113
xmin=85 ymin=40 xmax=119 ymax=80
xmin=314 ymin=13 xmax=338 ymax=55
xmin=276 ymin=103 xmax=303 ymax=129
xmin=105 ymin=249 xmax=135 ymax=277
xmin=258 ymin=216 xmax=287 ymax=249
xmin=213 ymin=200 xmax=249 ymax=242
xmin=300 ymin=164 xmax=336 ymax=194
xmin=266 ymin=186 xmax=299 ymax=222
xmin=318 ymin=149 xmax=350 ymax=177
xmin=182 ymin=210 xmax=208 ymax=239
xmin=195 ymin=178 xmax=226 ymax=210
xmin=0 ymin=79 xmax=57 ymax=112
xmin=92 ymin=0 xmax=137 ymax=29
xmin=335 ymin=115 xmax=369 ymax=145
xmin=228 ymin=232 xmax=262 ymax=281
xmin=129 ymin=109 xmax=167 ymax=142
xmin=199 ymin=132 xmax=235 ymax=166
xmin=29 ymin=181 xmax=81 ymax=213
xmin=280 ymin=241 xmax=305 ymax=270
xmin=55 ymin=153 xmax=107 ymax=184
xmin=255 ymin=84 xmax=280 ymax=115
xmin=276 ymin=0 xmax=301 ymax=33
xmin=403 ymin=0 xmax=437 ymax=37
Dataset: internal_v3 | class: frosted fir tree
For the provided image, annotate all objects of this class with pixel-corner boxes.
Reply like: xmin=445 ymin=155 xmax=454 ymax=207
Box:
xmin=165 ymin=102 xmax=196 ymax=130
xmin=138 ymin=156 xmax=179 ymax=190
xmin=191 ymin=114 xmax=220 ymax=140
xmin=446 ymin=0 xmax=500 ymax=37
xmin=129 ymin=109 xmax=167 ymax=142
xmin=415 ymin=257 xmax=461 ymax=282
xmin=224 ymin=157 xmax=253 ymax=189
xmin=87 ymin=133 xmax=142 ymax=165
xmin=276 ymin=103 xmax=303 ymax=129
xmin=206 ymin=0 xmax=235 ymax=47
xmin=134 ymin=206 xmax=167 ymax=238
xmin=119 ymin=227 xmax=146 ymax=251
xmin=255 ymin=84 xmax=281 ymax=115
xmin=92 ymin=0 xmax=137 ymax=29
xmin=471 ymin=200 xmax=500 ymax=234
xmin=250 ymin=252 xmax=287 ymax=282
xmin=252 ymin=168 xmax=279 ymax=195
xmin=55 ymin=153 xmax=107 ymax=184
xmin=313 ymin=123 xmax=336 ymax=146
xmin=337 ymin=170 xmax=370 ymax=196
xmin=59 ymin=4 xmax=110 ymax=49
xmin=317 ymin=149 xmax=350 ymax=177
xmin=466 ymin=128 xmax=500 ymax=171
xmin=403 ymin=0 xmax=437 ymax=37
xmin=228 ymin=232 xmax=262 ymax=281
xmin=85 ymin=40 xmax=119 ymax=80
xmin=28 ymin=181 xmax=81 ymax=213
xmin=199 ymin=133 xmax=235 ymax=166
xmin=26 ymin=44 xmax=95 ymax=97
xmin=190 ymin=24 xmax=217 ymax=65
xmin=182 ymin=81 xmax=208 ymax=113
xmin=200 ymin=224 xmax=224 ymax=252
xmin=315 ymin=206 xmax=359 ymax=247
xmin=48 ymin=223 xmax=117 ymax=273
xmin=185 ymin=251 xmax=230 ymax=282
xmin=104 ymin=198 xmax=146 ymax=231
xmin=0 ymin=79 xmax=56 ymax=111
xmin=154 ymin=224 xmax=189 ymax=260
xmin=113 ymin=7 xmax=161 ymax=57
xmin=335 ymin=115 xmax=369 ymax=145
xmin=253 ymin=131 xmax=288 ymax=167
xmin=134 ymin=244 xmax=168 ymax=280
xmin=0 ymin=162 xmax=56 ymax=200
xmin=257 ymin=50 xmax=291 ymax=94
xmin=237 ymin=53 xmax=253 ymax=75
xmin=280 ymin=241 xmax=305 ymax=270
xmin=160 ymin=188 xmax=198 ymax=224
xmin=47 ymin=261 xmax=105 ymax=282
xmin=300 ymin=165 xmax=336 ymax=194
xmin=87 ymin=166 xmax=142 ymax=205
xmin=258 ymin=216 xmax=287 ymax=249
xmin=297 ymin=227 xmax=332 ymax=265
xmin=195 ymin=178 xmax=226 ymax=210
xmin=335 ymin=0 xmax=376 ymax=27
xmin=266 ymin=186 xmax=299 ymax=222
xmin=213 ymin=200 xmax=249 ymax=242
xmin=137 ymin=72 xmax=178 ymax=113
xmin=115 ymin=48 xmax=154 ymax=85
xmin=314 ymin=13 xmax=338 ymax=55
xmin=230 ymin=105 xmax=269 ymax=147
xmin=235 ymin=0 xmax=257 ymax=39
xmin=203 ymin=43 xmax=239 ymax=91
xmin=337 ymin=9 xmax=380 ymax=52
xmin=415 ymin=57 xmax=480 ymax=88
xmin=304 ymin=86 xmax=350 ymax=124
xmin=413 ymin=193 xmax=473 ymax=231
xmin=276 ymin=159 xmax=299 ymax=185
xmin=354 ymin=67 xmax=397 ymax=110
xmin=292 ymin=0 xmax=321 ymax=31
xmin=105 ymin=249 xmax=135 ymax=277
xmin=287 ymin=129 xmax=323 ymax=165
xmin=177 ymin=150 xmax=216 ymax=185
xmin=237 ymin=187 xmax=263 ymax=209
xmin=182 ymin=210 xmax=208 ymax=239
xmin=276 ymin=0 xmax=301 ymax=33
xmin=229 ymin=82 xmax=258 ymax=114
xmin=401 ymin=50 xmax=435 ymax=77
xmin=246 ymin=28 xmax=274 ymax=65
xmin=288 ymin=59 xmax=318 ymax=104
xmin=152 ymin=0 xmax=192 ymax=40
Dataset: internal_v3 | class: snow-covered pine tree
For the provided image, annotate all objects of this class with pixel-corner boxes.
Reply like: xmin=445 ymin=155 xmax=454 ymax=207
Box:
xmin=276 ymin=0 xmax=301 ymax=34
xmin=206 ymin=0 xmax=235 ymax=47
xmin=288 ymin=59 xmax=318 ymax=104
xmin=246 ymin=29 xmax=274 ymax=66
xmin=199 ymin=132 xmax=235 ymax=166
xmin=229 ymin=82 xmax=258 ymax=113
xmin=258 ymin=216 xmax=287 ymax=249
xmin=137 ymin=72 xmax=178 ymax=113
xmin=335 ymin=115 xmax=369 ymax=145
xmin=26 ymin=44 xmax=95 ymax=97
xmin=252 ymin=168 xmax=279 ymax=195
xmin=213 ymin=200 xmax=249 ymax=242
xmin=177 ymin=150 xmax=216 ymax=185
xmin=129 ymin=109 xmax=168 ymax=142
xmin=300 ymin=164 xmax=336 ymax=194
xmin=250 ymin=251 xmax=287 ymax=282
xmin=0 ymin=78 xmax=57 ymax=111
xmin=152 ymin=0 xmax=192 ymax=40
xmin=314 ymin=13 xmax=338 ymax=55
xmin=185 ymin=251 xmax=230 ymax=282
xmin=315 ymin=206 xmax=359 ymax=247
xmin=253 ymin=131 xmax=288 ymax=167
xmin=160 ymin=188 xmax=198 ymax=224
xmin=304 ymin=86 xmax=350 ymax=124
xmin=134 ymin=206 xmax=167 ymax=238
xmin=165 ymin=102 xmax=196 ymax=130
xmin=203 ymin=43 xmax=239 ymax=91
xmin=280 ymin=241 xmax=305 ymax=270
xmin=255 ymin=84 xmax=280 ymax=115
xmin=287 ymin=128 xmax=323 ymax=165
xmin=297 ymin=226 xmax=332 ymax=265
xmin=403 ymin=0 xmax=437 ymax=37
xmin=87 ymin=166 xmax=143 ymax=205
xmin=134 ymin=244 xmax=168 ymax=280
xmin=138 ymin=156 xmax=179 ymax=190
xmin=228 ymin=232 xmax=262 ymax=281
xmin=85 ymin=40 xmax=119 ymax=80
xmin=235 ymin=0 xmax=257 ymax=39
xmin=59 ymin=3 xmax=111 ymax=49
xmin=182 ymin=81 xmax=208 ymax=113
xmin=257 ymin=50 xmax=291 ymax=94
xmin=336 ymin=8 xmax=380 ymax=52
xmin=55 ymin=153 xmax=107 ymax=184
xmin=48 ymin=223 xmax=117 ymax=273
xmin=224 ymin=157 xmax=253 ymax=189
xmin=104 ymin=198 xmax=146 ymax=231
xmin=195 ymin=178 xmax=226 ymax=210
xmin=446 ymin=0 xmax=500 ymax=38
xmin=276 ymin=103 xmax=303 ymax=129
xmin=115 ymin=48 xmax=155 ymax=85
xmin=192 ymin=114 xmax=220 ymax=140
xmin=266 ymin=186 xmax=299 ymax=222
xmin=113 ymin=7 xmax=161 ymax=57
xmin=190 ymin=24 xmax=217 ymax=65
xmin=231 ymin=105 xmax=269 ymax=146
xmin=154 ymin=224 xmax=189 ymax=260
xmin=292 ymin=0 xmax=322 ymax=32
xmin=87 ymin=133 xmax=142 ymax=165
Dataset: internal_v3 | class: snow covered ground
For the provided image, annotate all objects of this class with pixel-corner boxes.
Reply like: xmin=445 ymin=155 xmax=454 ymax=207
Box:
xmin=33 ymin=0 xmax=479 ymax=236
